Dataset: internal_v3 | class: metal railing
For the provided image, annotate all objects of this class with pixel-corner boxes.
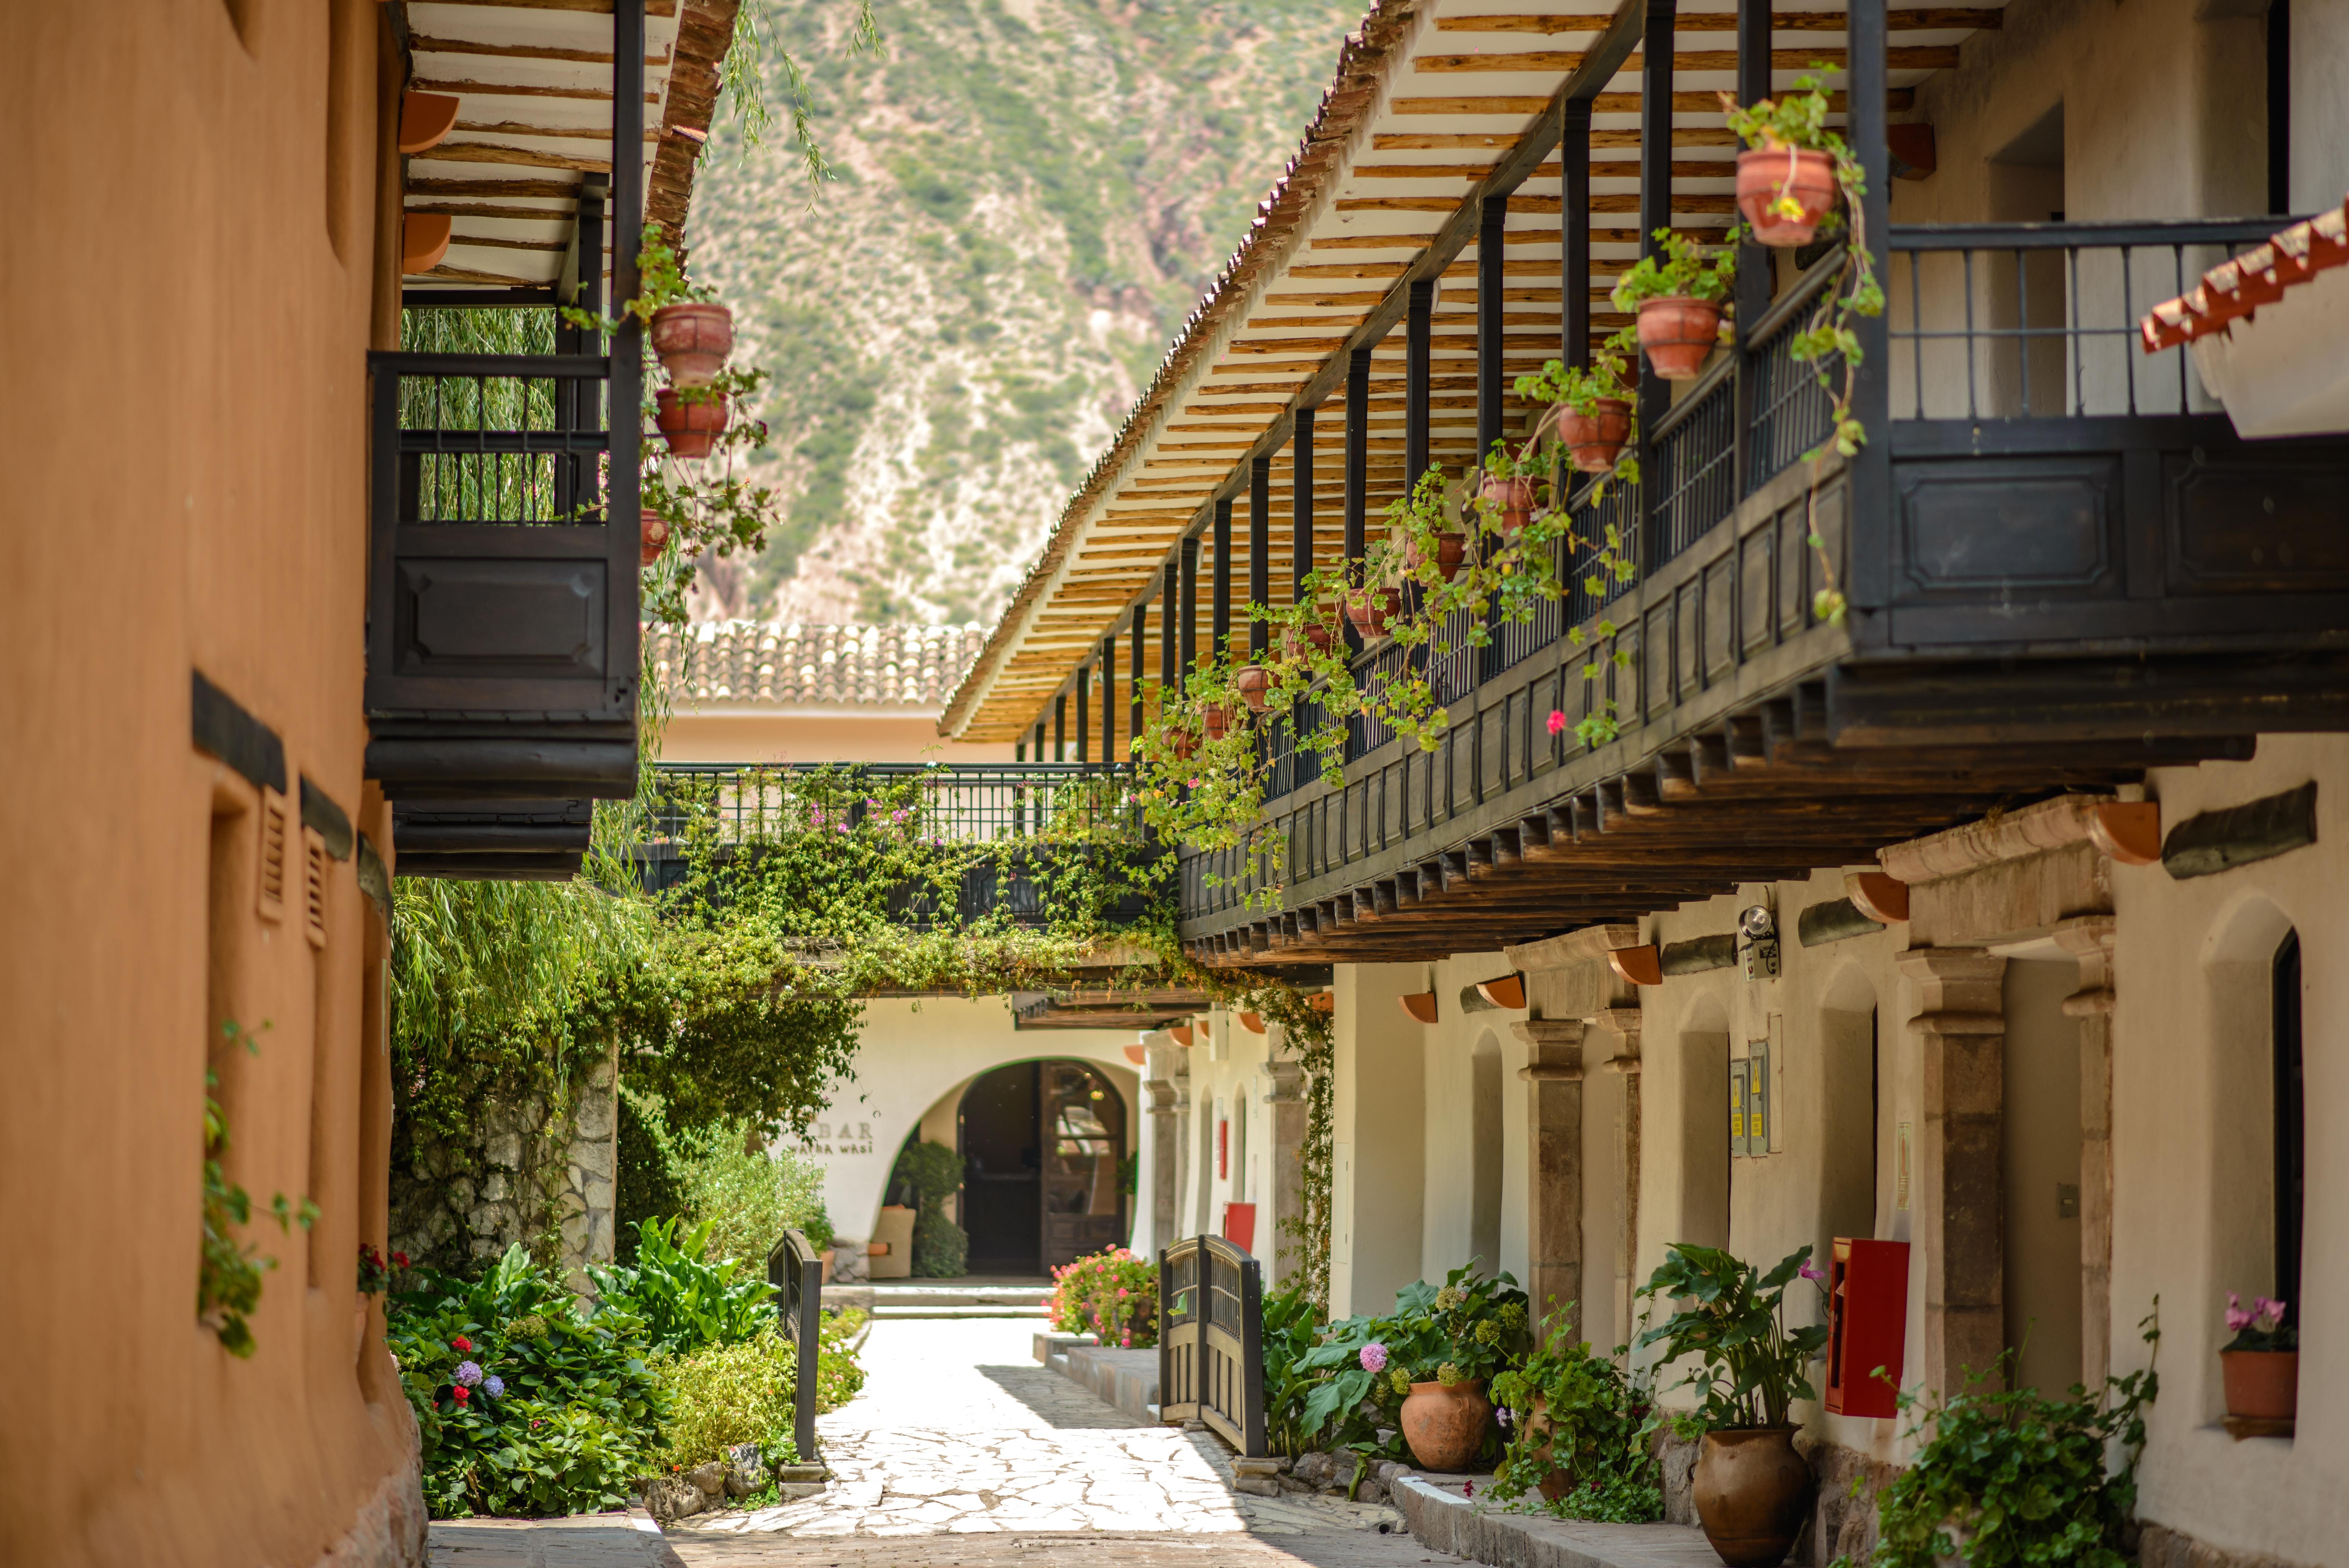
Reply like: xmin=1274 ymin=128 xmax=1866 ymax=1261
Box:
xmin=382 ymin=351 xmax=611 ymax=524
xmin=766 ymin=1229 xmax=825 ymax=1464
xmin=1159 ymin=1234 xmax=1265 ymax=1456
xmin=645 ymin=761 xmax=1142 ymax=847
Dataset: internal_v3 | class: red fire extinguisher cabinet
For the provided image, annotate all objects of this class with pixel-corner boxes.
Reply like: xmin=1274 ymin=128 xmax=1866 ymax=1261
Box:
xmin=1824 ymin=1237 xmax=1910 ymax=1418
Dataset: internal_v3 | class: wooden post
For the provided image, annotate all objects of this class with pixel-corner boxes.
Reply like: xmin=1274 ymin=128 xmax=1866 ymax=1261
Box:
xmin=1292 ymin=406 xmax=1316 ymax=608
xmin=1212 ymin=498 xmax=1232 ymax=662
xmin=1637 ymin=0 xmax=1679 ymax=561
xmin=1406 ymin=279 xmax=1433 ymax=482
xmin=1344 ymin=347 xmax=1371 ymax=661
xmin=1248 ymin=454 xmax=1271 ymax=661
xmin=1100 ymin=635 xmax=1117 ymax=766
xmin=1562 ymin=98 xmax=1592 ymax=370
xmin=1076 ymin=662 xmax=1090 ymax=763
xmin=608 ymin=0 xmax=645 ymax=656
xmin=1476 ymin=194 xmax=1510 ymax=466
xmin=1053 ymin=694 xmax=1066 ymax=763
xmin=1132 ymin=597 xmax=1147 ymax=761
xmin=1180 ymin=534 xmax=1200 ymax=686
xmin=1847 ymin=0 xmax=1893 ymax=621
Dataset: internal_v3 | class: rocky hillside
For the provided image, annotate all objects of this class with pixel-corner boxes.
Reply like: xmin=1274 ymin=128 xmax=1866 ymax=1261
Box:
xmin=682 ymin=0 xmax=1358 ymax=626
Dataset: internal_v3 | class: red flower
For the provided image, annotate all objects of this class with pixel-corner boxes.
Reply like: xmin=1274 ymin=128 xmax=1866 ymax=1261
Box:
xmin=451 ymin=1336 xmax=472 ymax=1353
xmin=452 ymin=1386 xmax=470 ymax=1404
xmin=392 ymin=1251 xmax=410 ymax=1268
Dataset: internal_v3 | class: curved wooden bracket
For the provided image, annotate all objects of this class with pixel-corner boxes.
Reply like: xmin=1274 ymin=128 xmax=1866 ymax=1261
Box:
xmin=1605 ymin=944 xmax=1662 ymax=987
xmin=1238 ymin=1010 xmax=1266 ymax=1034
xmin=1399 ymin=991 xmax=1440 ymax=1024
xmin=1475 ymin=972 xmax=1526 ymax=1009
xmin=2087 ymin=801 xmax=2162 ymax=866
xmin=1168 ymin=1025 xmax=1194 ymax=1049
xmin=400 ymin=213 xmax=452 ymax=275
xmin=1845 ymin=871 xmax=1911 ymax=924
xmin=398 ymin=91 xmax=462 ymax=155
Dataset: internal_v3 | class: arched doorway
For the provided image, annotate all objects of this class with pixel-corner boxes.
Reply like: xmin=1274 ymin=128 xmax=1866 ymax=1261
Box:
xmin=958 ymin=1059 xmax=1128 ymax=1275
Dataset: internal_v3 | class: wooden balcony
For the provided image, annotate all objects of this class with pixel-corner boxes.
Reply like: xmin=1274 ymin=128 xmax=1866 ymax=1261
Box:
xmin=1181 ymin=219 xmax=2349 ymax=965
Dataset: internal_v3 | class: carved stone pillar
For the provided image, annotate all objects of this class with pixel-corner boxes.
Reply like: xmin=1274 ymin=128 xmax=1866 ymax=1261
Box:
xmin=1263 ymin=1051 xmax=1308 ymax=1291
xmin=1594 ymin=1007 xmax=1643 ymax=1355
xmin=2053 ymin=914 xmax=2117 ymax=1391
xmin=1896 ymin=946 xmax=2008 ymax=1397
xmin=1513 ymin=1016 xmax=1586 ymax=1342
xmin=1144 ymin=1044 xmax=1182 ymax=1256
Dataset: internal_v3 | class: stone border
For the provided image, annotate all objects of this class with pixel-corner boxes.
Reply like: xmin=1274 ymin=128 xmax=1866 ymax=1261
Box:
xmin=1389 ymin=1474 xmax=1719 ymax=1568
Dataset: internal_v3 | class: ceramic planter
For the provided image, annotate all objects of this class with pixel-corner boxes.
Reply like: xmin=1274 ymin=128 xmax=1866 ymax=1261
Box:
xmin=2221 ymin=1350 xmax=2299 ymax=1421
xmin=1234 ymin=663 xmax=1273 ymax=711
xmin=1638 ymin=296 xmax=1723 ymax=381
xmin=1693 ymin=1428 xmax=1811 ymax=1568
xmin=1737 ymin=147 xmax=1838 ymax=248
xmin=1479 ymin=475 xmax=1536 ymax=538
xmin=1408 ymin=530 xmax=1468 ymax=581
xmin=1170 ymin=726 xmax=1200 ymax=761
xmin=649 ymin=302 xmax=734 ymax=387
xmin=655 ymin=388 xmax=727 ymax=459
xmin=1202 ymin=704 xmax=1232 ymax=742
xmin=1560 ymin=398 xmax=1634 ymax=474
xmin=1399 ymin=1379 xmax=1493 ymax=1474
xmin=639 ymin=508 xmax=671 ymax=566
xmin=1344 ymin=588 xmax=1402 ymax=638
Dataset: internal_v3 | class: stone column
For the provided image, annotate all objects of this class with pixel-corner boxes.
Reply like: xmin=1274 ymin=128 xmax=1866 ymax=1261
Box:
xmin=1170 ymin=1046 xmax=1194 ymax=1241
xmin=1595 ymin=1007 xmax=1643 ymax=1356
xmin=1263 ymin=1050 xmax=1307 ymax=1291
xmin=1144 ymin=1043 xmax=1182 ymax=1257
xmin=2053 ymin=914 xmax=2117 ymax=1391
xmin=560 ymin=1038 xmax=621 ymax=1296
xmin=1514 ymin=1017 xmax=1587 ymax=1343
xmin=1896 ymin=947 xmax=2008 ymax=1396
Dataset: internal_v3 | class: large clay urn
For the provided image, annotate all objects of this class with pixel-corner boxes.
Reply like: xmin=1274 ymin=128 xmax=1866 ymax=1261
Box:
xmin=649 ymin=302 xmax=734 ymax=387
xmin=1559 ymin=399 xmax=1633 ymax=474
xmin=1638 ymin=297 xmax=1723 ymax=381
xmin=1399 ymin=1379 xmax=1493 ymax=1474
xmin=1693 ymin=1428 xmax=1811 ymax=1568
xmin=1736 ymin=146 xmax=1837 ymax=248
xmin=2221 ymin=1350 xmax=2299 ymax=1422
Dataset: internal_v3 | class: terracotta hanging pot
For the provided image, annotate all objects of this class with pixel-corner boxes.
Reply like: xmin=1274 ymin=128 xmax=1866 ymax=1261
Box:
xmin=1407 ymin=530 xmax=1468 ymax=581
xmin=655 ymin=389 xmax=728 ymax=459
xmin=2221 ymin=1350 xmax=2299 ymax=1421
xmin=1398 ymin=1379 xmax=1493 ymax=1474
xmin=1344 ymin=588 xmax=1402 ymax=638
xmin=649 ymin=302 xmax=734 ymax=387
xmin=1169 ymin=726 xmax=1200 ymax=761
xmin=1692 ymin=1428 xmax=1812 ymax=1568
xmin=1737 ymin=146 xmax=1838 ymax=248
xmin=1638 ymin=296 xmax=1723 ymax=381
xmin=1560 ymin=398 xmax=1634 ymax=474
xmin=1479 ymin=474 xmax=1537 ymax=538
xmin=639 ymin=508 xmax=672 ymax=566
xmin=1234 ymin=663 xmax=1274 ymax=712
xmin=1202 ymin=703 xmax=1232 ymax=742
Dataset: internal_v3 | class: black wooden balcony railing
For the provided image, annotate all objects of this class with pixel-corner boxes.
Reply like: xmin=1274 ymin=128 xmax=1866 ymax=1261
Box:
xmin=1178 ymin=216 xmax=2349 ymax=943
xmin=637 ymin=762 xmax=1164 ymax=927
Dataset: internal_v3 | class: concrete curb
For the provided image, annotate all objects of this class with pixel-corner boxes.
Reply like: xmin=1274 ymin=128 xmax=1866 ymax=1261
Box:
xmin=1390 ymin=1475 xmax=1720 ymax=1568
xmin=1033 ymin=1337 xmax=1163 ymax=1423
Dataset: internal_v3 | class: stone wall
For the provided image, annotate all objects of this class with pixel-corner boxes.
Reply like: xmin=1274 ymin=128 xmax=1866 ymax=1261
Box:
xmin=390 ymin=1041 xmax=620 ymax=1292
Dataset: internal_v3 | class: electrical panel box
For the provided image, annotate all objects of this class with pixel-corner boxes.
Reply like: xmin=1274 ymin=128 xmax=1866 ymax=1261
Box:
xmin=1730 ymin=1040 xmax=1772 ymax=1155
xmin=1824 ymin=1237 xmax=1910 ymax=1417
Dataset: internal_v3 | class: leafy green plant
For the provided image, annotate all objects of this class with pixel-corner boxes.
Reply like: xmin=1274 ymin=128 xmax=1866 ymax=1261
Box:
xmin=589 ymin=1216 xmax=777 ymax=1354
xmin=673 ymin=1120 xmax=829 ymax=1268
xmin=388 ymin=1244 xmax=667 ymax=1518
xmin=891 ymin=1138 xmax=969 ymax=1278
xmin=658 ymin=1331 xmax=800 ymax=1468
xmin=1488 ymin=1304 xmax=1662 ymax=1521
xmin=1634 ymin=1244 xmax=1828 ymax=1431
xmin=1840 ymin=1309 xmax=2160 ymax=1568
xmin=1278 ymin=1265 xmax=1531 ymax=1460
xmin=1260 ymin=1283 xmax=1335 ymax=1458
xmin=1609 ymin=229 xmax=1737 ymax=311
xmin=199 ymin=1020 xmax=318 ymax=1357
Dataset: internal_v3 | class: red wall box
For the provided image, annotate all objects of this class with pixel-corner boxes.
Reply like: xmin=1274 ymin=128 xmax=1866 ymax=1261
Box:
xmin=1223 ymin=1202 xmax=1257 ymax=1254
xmin=1825 ymin=1237 xmax=1910 ymax=1417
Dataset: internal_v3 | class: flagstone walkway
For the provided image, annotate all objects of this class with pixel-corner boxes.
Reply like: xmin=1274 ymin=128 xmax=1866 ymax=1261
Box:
xmin=663 ymin=1318 xmax=1463 ymax=1567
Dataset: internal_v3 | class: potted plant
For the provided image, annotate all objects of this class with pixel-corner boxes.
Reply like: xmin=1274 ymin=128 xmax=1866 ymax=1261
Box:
xmin=1202 ymin=702 xmax=1232 ymax=742
xmin=640 ymin=508 xmax=672 ymax=566
xmin=2219 ymin=1292 xmax=2297 ymax=1423
xmin=655 ymin=387 xmax=727 ymax=459
xmin=1345 ymin=586 xmax=1402 ymax=638
xmin=1611 ymin=229 xmax=1737 ymax=382
xmin=1635 ymin=1244 xmax=1829 ymax=1568
xmin=1381 ymin=1268 xmax=1529 ymax=1472
xmin=1234 ymin=662 xmax=1274 ymax=712
xmin=1477 ymin=440 xmax=1538 ymax=538
xmin=1519 ymin=346 xmax=1638 ymax=475
xmin=649 ymin=302 xmax=734 ymax=387
xmin=1720 ymin=76 xmax=1848 ymax=249
xmin=1489 ymin=1303 xmax=1662 ymax=1519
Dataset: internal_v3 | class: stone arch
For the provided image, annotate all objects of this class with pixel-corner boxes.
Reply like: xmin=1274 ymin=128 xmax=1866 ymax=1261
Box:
xmin=1676 ymin=991 xmax=1732 ymax=1254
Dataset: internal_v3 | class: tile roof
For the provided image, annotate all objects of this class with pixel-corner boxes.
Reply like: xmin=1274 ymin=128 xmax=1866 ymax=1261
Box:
xmin=651 ymin=622 xmax=990 ymax=710
xmin=2139 ymin=196 xmax=2349 ymax=351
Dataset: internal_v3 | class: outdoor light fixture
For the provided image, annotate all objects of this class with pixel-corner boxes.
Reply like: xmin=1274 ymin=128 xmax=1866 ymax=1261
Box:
xmin=1739 ymin=904 xmax=1780 ymax=980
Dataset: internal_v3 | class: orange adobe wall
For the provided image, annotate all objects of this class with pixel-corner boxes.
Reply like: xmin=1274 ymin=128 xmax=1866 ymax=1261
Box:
xmin=0 ymin=3 xmax=425 ymax=1564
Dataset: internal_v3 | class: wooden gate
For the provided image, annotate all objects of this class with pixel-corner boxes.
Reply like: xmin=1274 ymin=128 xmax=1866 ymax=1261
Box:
xmin=1158 ymin=1234 xmax=1265 ymax=1456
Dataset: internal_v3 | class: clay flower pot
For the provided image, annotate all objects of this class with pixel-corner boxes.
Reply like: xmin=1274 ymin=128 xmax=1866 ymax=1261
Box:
xmin=1737 ymin=146 xmax=1838 ymax=248
xmin=639 ymin=508 xmax=671 ymax=566
xmin=1479 ymin=475 xmax=1537 ymax=538
xmin=1638 ymin=296 xmax=1723 ymax=381
xmin=1522 ymin=1393 xmax=1571 ymax=1503
xmin=649 ymin=301 xmax=734 ymax=387
xmin=1399 ymin=1379 xmax=1493 ymax=1474
xmin=655 ymin=389 xmax=727 ymax=459
xmin=1202 ymin=704 xmax=1232 ymax=742
xmin=2221 ymin=1350 xmax=2299 ymax=1421
xmin=1345 ymin=588 xmax=1402 ymax=638
xmin=1169 ymin=726 xmax=1200 ymax=761
xmin=1560 ymin=398 xmax=1634 ymax=474
xmin=1234 ymin=663 xmax=1274 ymax=712
xmin=1692 ymin=1428 xmax=1812 ymax=1568
xmin=1408 ymin=530 xmax=1468 ymax=581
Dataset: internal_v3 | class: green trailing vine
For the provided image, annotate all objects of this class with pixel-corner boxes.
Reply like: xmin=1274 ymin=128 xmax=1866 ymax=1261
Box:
xmin=200 ymin=1020 xmax=319 ymax=1357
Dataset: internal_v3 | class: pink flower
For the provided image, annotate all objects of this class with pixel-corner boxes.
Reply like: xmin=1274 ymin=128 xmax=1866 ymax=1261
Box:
xmin=2226 ymin=1292 xmax=2253 ymax=1333
xmin=1798 ymin=1261 xmax=1826 ymax=1283
xmin=1360 ymin=1341 xmax=1389 ymax=1374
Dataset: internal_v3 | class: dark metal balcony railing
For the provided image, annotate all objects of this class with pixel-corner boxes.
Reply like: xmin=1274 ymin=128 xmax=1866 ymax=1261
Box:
xmin=389 ymin=353 xmax=612 ymax=525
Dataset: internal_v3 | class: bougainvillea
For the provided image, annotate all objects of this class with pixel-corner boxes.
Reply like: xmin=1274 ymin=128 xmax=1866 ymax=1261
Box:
xmin=1047 ymin=1247 xmax=1159 ymax=1349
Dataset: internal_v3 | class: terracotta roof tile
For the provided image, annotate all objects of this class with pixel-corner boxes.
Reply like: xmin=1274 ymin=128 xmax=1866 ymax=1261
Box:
xmin=650 ymin=621 xmax=989 ymax=709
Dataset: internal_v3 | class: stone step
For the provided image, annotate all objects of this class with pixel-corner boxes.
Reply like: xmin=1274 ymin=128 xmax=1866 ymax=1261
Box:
xmin=824 ymin=1283 xmax=1052 ymax=1312
xmin=870 ymin=1302 xmax=1052 ymax=1319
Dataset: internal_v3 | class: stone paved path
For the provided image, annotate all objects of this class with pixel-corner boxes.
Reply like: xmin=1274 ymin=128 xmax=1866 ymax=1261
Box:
xmin=665 ymin=1319 xmax=1464 ymax=1567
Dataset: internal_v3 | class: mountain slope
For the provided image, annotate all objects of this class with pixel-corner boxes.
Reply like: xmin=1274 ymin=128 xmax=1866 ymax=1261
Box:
xmin=683 ymin=0 xmax=1359 ymax=626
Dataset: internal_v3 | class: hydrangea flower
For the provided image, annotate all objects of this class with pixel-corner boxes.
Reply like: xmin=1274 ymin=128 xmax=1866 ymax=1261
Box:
xmin=1437 ymin=1361 xmax=1462 ymax=1386
xmin=454 ymin=1360 xmax=483 ymax=1387
xmin=1389 ymin=1369 xmax=1413 ymax=1397
xmin=483 ymin=1375 xmax=505 ymax=1399
xmin=1360 ymin=1341 xmax=1389 ymax=1374
xmin=1497 ymin=1302 xmax=1526 ymax=1332
xmin=1473 ymin=1319 xmax=1501 ymax=1346
xmin=1435 ymin=1286 xmax=1462 ymax=1311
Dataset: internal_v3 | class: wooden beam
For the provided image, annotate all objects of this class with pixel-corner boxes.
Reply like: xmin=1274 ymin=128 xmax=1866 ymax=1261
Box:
xmin=1434 ymin=9 xmax=2001 ymax=32
xmin=1391 ymin=89 xmax=1915 ymax=113
xmin=1412 ymin=46 xmax=1961 ymax=70
xmin=409 ymin=34 xmax=671 ymax=65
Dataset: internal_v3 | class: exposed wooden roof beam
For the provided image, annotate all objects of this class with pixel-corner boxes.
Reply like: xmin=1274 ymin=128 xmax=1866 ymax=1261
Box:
xmin=1411 ymin=46 xmax=1960 ymax=71
xmin=1434 ymin=9 xmax=2000 ymax=32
